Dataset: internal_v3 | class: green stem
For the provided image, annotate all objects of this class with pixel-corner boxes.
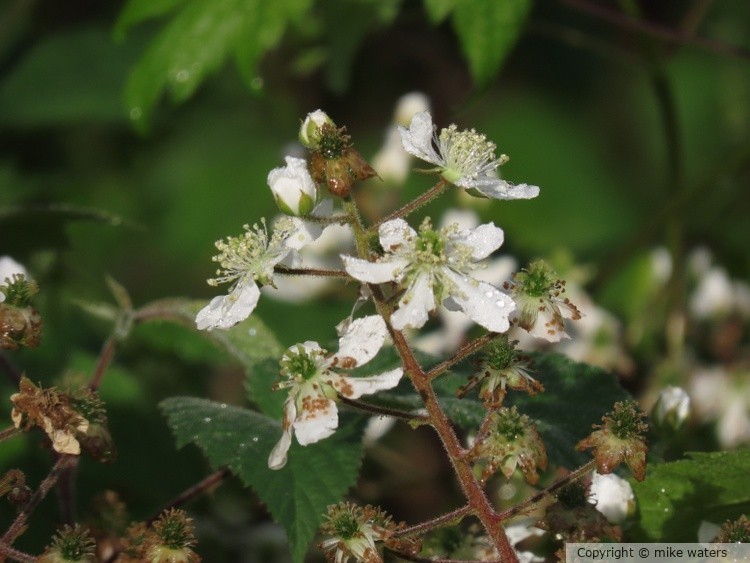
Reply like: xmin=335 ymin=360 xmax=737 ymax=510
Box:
xmin=369 ymin=180 xmax=449 ymax=233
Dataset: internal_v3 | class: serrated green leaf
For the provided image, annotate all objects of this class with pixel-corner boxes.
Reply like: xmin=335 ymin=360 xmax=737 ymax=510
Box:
xmin=125 ymin=0 xmax=311 ymax=131
xmin=423 ymin=0 xmax=456 ymax=23
xmin=452 ymin=0 xmax=532 ymax=88
xmin=114 ymin=0 xmax=186 ymax=40
xmin=631 ymin=450 xmax=750 ymax=541
xmin=136 ymin=298 xmax=285 ymax=415
xmin=161 ymin=397 xmax=365 ymax=562
xmin=371 ymin=353 xmax=630 ymax=468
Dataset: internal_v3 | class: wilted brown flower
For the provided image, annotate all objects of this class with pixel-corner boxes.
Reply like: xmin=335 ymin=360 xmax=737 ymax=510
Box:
xmin=576 ymin=400 xmax=649 ymax=481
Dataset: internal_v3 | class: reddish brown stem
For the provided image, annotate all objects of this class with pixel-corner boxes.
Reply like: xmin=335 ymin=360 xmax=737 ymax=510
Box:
xmin=426 ymin=333 xmax=500 ymax=381
xmin=89 ymin=336 xmax=116 ymax=391
xmin=393 ymin=504 xmax=472 ymax=539
xmin=147 ymin=467 xmax=231 ymax=525
xmin=0 ymin=540 xmax=35 ymax=563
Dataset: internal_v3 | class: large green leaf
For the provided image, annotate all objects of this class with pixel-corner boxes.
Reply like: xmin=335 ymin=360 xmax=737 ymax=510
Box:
xmin=124 ymin=0 xmax=312 ymax=130
xmin=451 ymin=0 xmax=533 ymax=88
xmin=114 ymin=0 xmax=187 ymax=39
xmin=422 ymin=0 xmax=456 ymax=24
xmin=631 ymin=450 xmax=750 ymax=541
xmin=161 ymin=397 xmax=365 ymax=563
xmin=371 ymin=353 xmax=630 ymax=468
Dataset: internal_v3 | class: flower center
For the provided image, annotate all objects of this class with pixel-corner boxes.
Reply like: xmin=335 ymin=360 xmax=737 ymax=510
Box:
xmin=318 ymin=124 xmax=351 ymax=160
xmin=333 ymin=513 xmax=361 ymax=540
xmin=513 ymin=260 xmax=558 ymax=298
xmin=495 ymin=407 xmax=527 ymax=441
xmin=284 ymin=350 xmax=321 ymax=381
xmin=438 ymin=124 xmax=499 ymax=181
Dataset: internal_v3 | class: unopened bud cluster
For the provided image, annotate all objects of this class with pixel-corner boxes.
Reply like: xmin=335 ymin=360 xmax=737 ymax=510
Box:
xmin=120 ymin=509 xmax=200 ymax=562
xmin=0 ymin=267 xmax=42 ymax=349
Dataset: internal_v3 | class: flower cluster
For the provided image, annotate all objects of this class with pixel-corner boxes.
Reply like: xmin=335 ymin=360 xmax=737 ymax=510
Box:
xmin=319 ymin=502 xmax=400 ymax=563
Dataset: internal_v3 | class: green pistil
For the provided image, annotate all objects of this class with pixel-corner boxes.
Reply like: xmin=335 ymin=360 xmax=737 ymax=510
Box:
xmin=318 ymin=124 xmax=350 ymax=159
xmin=333 ymin=512 xmax=360 ymax=540
xmin=607 ymin=400 xmax=647 ymax=440
xmin=284 ymin=350 xmax=320 ymax=381
xmin=484 ymin=339 xmax=518 ymax=371
xmin=1 ymin=275 xmax=38 ymax=307
xmin=515 ymin=260 xmax=556 ymax=298
xmin=495 ymin=407 xmax=527 ymax=441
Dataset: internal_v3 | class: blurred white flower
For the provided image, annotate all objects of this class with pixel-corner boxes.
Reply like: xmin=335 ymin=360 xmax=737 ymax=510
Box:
xmin=690 ymin=367 xmax=750 ymax=448
xmin=689 ymin=257 xmax=750 ymax=320
xmin=399 ymin=111 xmax=539 ymax=200
xmin=589 ymin=472 xmax=635 ymax=524
xmin=268 ymin=315 xmax=402 ymax=469
xmin=343 ymin=217 xmax=515 ymax=332
xmin=652 ymin=386 xmax=690 ymax=430
xmin=371 ymin=93 xmax=431 ymax=185
xmin=0 ymin=256 xmax=29 ymax=303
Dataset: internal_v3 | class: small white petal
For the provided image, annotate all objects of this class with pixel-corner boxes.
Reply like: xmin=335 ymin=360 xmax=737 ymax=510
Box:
xmin=452 ymin=222 xmax=504 ymax=261
xmin=698 ymin=521 xmax=721 ymax=543
xmin=391 ymin=273 xmax=435 ymax=330
xmin=294 ymin=396 xmax=339 ymax=446
xmin=336 ymin=368 xmax=403 ymax=399
xmin=589 ymin=472 xmax=635 ymax=524
xmin=527 ymin=307 xmax=570 ymax=342
xmin=470 ymin=178 xmax=540 ymax=201
xmin=443 ymin=271 xmax=514 ymax=333
xmin=398 ymin=111 xmax=442 ymax=166
xmin=334 ymin=315 xmax=387 ymax=367
xmin=285 ymin=199 xmax=334 ymax=251
xmin=195 ymin=281 xmax=260 ymax=330
xmin=342 ymin=255 xmax=409 ymax=283
xmin=379 ymin=218 xmax=416 ymax=253
xmin=268 ymin=399 xmax=297 ymax=470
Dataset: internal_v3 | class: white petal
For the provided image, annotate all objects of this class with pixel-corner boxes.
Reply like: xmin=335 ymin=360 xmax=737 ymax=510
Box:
xmin=294 ymin=396 xmax=339 ymax=446
xmin=334 ymin=315 xmax=387 ymax=367
xmin=589 ymin=472 xmax=634 ymax=524
xmin=438 ymin=209 xmax=479 ymax=230
xmin=527 ymin=307 xmax=570 ymax=342
xmin=268 ymin=398 xmax=297 ymax=470
xmin=470 ymin=178 xmax=540 ymax=200
xmin=285 ymin=340 xmax=324 ymax=357
xmin=195 ymin=281 xmax=260 ymax=330
xmin=391 ymin=273 xmax=435 ymax=330
xmin=342 ymin=255 xmax=409 ymax=283
xmin=398 ymin=111 xmax=442 ymax=166
xmin=332 ymin=368 xmax=403 ymax=399
xmin=451 ymin=222 xmax=504 ymax=261
xmin=379 ymin=218 xmax=416 ymax=253
xmin=284 ymin=199 xmax=334 ymax=251
xmin=443 ymin=270 xmax=514 ymax=333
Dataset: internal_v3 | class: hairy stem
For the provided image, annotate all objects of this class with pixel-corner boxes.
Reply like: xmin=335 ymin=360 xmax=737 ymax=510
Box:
xmin=274 ymin=266 xmax=348 ymax=278
xmin=2 ymin=455 xmax=79 ymax=546
xmin=0 ymin=541 xmax=35 ymax=563
xmin=338 ymin=395 xmax=428 ymax=422
xmin=496 ymin=460 xmax=597 ymax=521
xmin=393 ymin=504 xmax=472 ymax=539
xmin=89 ymin=336 xmax=116 ymax=391
xmin=426 ymin=333 xmax=500 ymax=381
xmin=369 ymin=180 xmax=449 ymax=233
xmin=0 ymin=427 xmax=19 ymax=443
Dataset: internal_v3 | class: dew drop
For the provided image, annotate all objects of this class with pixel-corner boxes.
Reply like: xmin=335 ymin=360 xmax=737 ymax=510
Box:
xmin=248 ymin=328 xmax=257 ymax=336
xmin=203 ymin=417 xmax=212 ymax=423
xmin=485 ymin=290 xmax=494 ymax=298
xmin=660 ymin=488 xmax=666 ymax=493
xmin=252 ymin=436 xmax=259 ymax=443
xmin=220 ymin=403 xmax=227 ymax=409
xmin=129 ymin=107 xmax=143 ymax=120
xmin=175 ymin=69 xmax=190 ymax=82
xmin=251 ymin=77 xmax=264 ymax=90
xmin=239 ymin=442 xmax=246 ymax=449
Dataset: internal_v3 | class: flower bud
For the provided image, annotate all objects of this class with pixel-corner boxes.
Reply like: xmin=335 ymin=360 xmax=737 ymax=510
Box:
xmin=267 ymin=156 xmax=318 ymax=216
xmin=38 ymin=524 xmax=96 ymax=563
xmin=299 ymin=109 xmax=335 ymax=149
xmin=0 ymin=302 xmax=43 ymax=349
xmin=651 ymin=386 xmax=690 ymax=432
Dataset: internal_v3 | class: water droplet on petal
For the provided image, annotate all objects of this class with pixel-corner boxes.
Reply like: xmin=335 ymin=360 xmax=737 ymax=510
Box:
xmin=485 ymin=290 xmax=494 ymax=298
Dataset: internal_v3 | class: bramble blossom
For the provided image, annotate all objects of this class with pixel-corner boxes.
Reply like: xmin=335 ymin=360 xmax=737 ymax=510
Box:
xmin=196 ymin=210 xmax=329 ymax=331
xmin=342 ymin=217 xmax=515 ymax=332
xmin=268 ymin=315 xmax=402 ymax=469
xmin=0 ymin=256 xmax=29 ymax=303
xmin=267 ymin=156 xmax=318 ymax=216
xmin=398 ymin=111 xmax=539 ymax=200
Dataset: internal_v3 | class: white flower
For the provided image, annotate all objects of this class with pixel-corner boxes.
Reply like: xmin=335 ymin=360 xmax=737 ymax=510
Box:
xmin=652 ymin=386 xmax=690 ymax=430
xmin=196 ymin=211 xmax=328 ymax=331
xmin=299 ymin=109 xmax=335 ymax=149
xmin=589 ymin=472 xmax=635 ymax=524
xmin=0 ymin=256 xmax=28 ymax=303
xmin=690 ymin=263 xmax=750 ymax=320
xmin=342 ymin=217 xmax=515 ymax=332
xmin=398 ymin=111 xmax=539 ymax=200
xmin=690 ymin=367 xmax=750 ymax=448
xmin=267 ymin=156 xmax=317 ymax=216
xmin=268 ymin=315 xmax=402 ymax=469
